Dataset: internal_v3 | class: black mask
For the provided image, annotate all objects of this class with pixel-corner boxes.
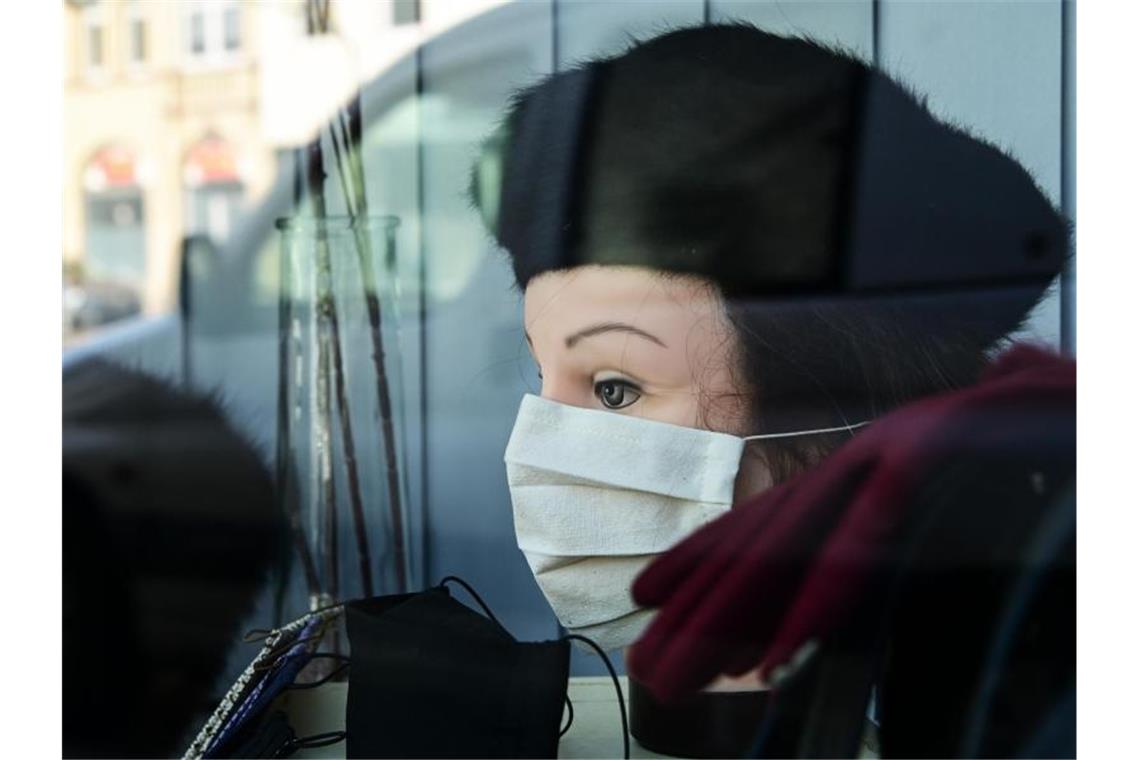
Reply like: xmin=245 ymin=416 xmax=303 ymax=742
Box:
xmin=344 ymin=585 xmax=571 ymax=758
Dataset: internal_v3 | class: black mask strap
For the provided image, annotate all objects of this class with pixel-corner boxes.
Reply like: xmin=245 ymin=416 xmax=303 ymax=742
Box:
xmin=441 ymin=575 xmax=578 ymax=741
xmin=560 ymin=692 xmax=575 ymax=736
xmin=439 ymin=575 xmax=630 ymax=759
xmin=438 ymin=575 xmax=507 ymax=631
xmin=252 ymin=632 xmax=325 ymax=672
xmin=286 ymin=653 xmax=350 ymax=690
xmin=276 ymin=729 xmax=346 ymax=758
xmin=243 ymin=597 xmax=345 ymax=643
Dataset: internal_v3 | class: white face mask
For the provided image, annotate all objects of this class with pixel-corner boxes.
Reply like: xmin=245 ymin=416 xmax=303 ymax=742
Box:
xmin=504 ymin=393 xmax=866 ymax=653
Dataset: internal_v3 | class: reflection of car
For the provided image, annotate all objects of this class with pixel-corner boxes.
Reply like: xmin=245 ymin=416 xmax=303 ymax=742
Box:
xmin=64 ymin=280 xmax=141 ymax=331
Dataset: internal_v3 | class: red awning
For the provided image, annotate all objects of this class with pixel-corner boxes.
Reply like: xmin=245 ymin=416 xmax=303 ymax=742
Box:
xmin=184 ymin=136 xmax=240 ymax=187
xmin=87 ymin=145 xmax=137 ymax=190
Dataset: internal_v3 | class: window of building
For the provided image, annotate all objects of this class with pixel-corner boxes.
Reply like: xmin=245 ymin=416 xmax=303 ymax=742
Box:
xmin=223 ymin=3 xmax=242 ymax=51
xmin=88 ymin=25 xmax=104 ymax=68
xmin=393 ymin=0 xmax=420 ymax=26
xmin=128 ymin=2 xmax=147 ymax=65
xmin=83 ymin=3 xmax=105 ymax=72
xmin=189 ymin=9 xmax=206 ymax=55
xmin=184 ymin=1 xmax=244 ymax=65
xmin=82 ymin=145 xmax=147 ymax=293
xmin=183 ymin=135 xmax=246 ymax=244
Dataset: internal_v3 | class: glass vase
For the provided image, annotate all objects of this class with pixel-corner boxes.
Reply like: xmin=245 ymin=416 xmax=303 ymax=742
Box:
xmin=275 ymin=215 xmax=410 ymax=614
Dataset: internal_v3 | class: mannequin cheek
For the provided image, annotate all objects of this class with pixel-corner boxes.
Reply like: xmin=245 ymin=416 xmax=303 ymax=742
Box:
xmin=539 ymin=376 xmax=593 ymax=410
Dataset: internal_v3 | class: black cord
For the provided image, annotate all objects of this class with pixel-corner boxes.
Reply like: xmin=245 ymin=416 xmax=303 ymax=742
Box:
xmin=438 ymin=577 xmax=621 ymax=755
xmin=243 ymin=627 xmax=274 ymax=643
xmin=287 ymin=653 xmax=351 ymax=690
xmin=438 ymin=575 xmax=507 ymax=631
xmin=564 ymin=635 xmax=630 ymax=760
xmin=244 ymin=600 xmax=345 ymax=644
xmin=276 ymin=729 xmax=347 ymax=758
xmin=252 ymin=632 xmax=327 ymax=672
xmin=560 ymin=694 xmax=575 ymax=737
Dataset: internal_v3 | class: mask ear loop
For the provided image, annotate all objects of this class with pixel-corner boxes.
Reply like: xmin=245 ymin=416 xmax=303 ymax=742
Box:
xmin=252 ymin=631 xmax=327 ymax=673
xmin=438 ymin=575 xmax=507 ymax=631
xmin=287 ymin=653 xmax=351 ymax=690
xmin=560 ymin=693 xmax=575 ymax=736
xmin=242 ymin=599 xmax=346 ymax=644
xmin=563 ymin=634 xmax=630 ymax=760
xmin=440 ymin=576 xmax=583 ymax=750
xmin=243 ymin=628 xmax=276 ymax=643
xmin=742 ymin=420 xmax=869 ymax=442
xmin=275 ymin=730 xmax=346 ymax=758
xmin=247 ymin=606 xmax=346 ymax=674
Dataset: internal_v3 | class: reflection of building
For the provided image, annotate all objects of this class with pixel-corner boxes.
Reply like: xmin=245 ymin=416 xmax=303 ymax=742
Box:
xmin=183 ymin=133 xmax=246 ymax=242
xmin=63 ymin=0 xmax=505 ymax=321
xmin=63 ymin=0 xmax=272 ymax=317
xmin=82 ymin=144 xmax=146 ymax=289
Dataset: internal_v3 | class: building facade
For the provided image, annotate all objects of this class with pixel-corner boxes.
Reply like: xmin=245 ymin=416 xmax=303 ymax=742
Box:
xmin=63 ymin=0 xmax=503 ymax=323
xmin=64 ymin=0 xmax=274 ymax=317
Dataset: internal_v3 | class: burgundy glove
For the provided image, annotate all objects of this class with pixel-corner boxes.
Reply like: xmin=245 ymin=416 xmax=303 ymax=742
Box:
xmin=627 ymin=343 xmax=1075 ymax=703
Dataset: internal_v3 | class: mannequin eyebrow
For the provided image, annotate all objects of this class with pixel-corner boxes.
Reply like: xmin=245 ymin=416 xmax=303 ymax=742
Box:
xmin=563 ymin=322 xmax=667 ymax=349
xmin=523 ymin=323 xmax=668 ymax=350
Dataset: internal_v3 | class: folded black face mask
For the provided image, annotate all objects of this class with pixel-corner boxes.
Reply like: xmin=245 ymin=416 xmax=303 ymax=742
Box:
xmin=345 ymin=581 xmax=574 ymax=759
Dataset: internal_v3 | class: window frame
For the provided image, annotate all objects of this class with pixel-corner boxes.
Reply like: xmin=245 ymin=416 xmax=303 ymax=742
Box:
xmin=393 ymin=0 xmax=421 ymax=27
xmin=223 ymin=2 xmax=242 ymax=52
xmin=188 ymin=8 xmax=207 ymax=57
xmin=181 ymin=0 xmax=245 ymax=70
xmin=126 ymin=0 xmax=148 ymax=69
xmin=82 ymin=2 xmax=106 ymax=78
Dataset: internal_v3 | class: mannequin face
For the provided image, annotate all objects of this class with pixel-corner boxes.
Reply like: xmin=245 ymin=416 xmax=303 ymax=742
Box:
xmin=523 ymin=265 xmax=774 ymax=500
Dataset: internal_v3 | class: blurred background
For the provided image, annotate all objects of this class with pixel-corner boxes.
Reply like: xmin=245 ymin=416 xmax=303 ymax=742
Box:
xmin=63 ymin=0 xmax=507 ymax=345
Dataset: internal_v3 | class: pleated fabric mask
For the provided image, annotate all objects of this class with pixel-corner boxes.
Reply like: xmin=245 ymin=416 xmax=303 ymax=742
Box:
xmin=505 ymin=393 xmax=865 ymax=652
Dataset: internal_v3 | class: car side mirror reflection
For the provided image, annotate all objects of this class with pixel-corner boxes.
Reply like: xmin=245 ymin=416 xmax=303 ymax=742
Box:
xmin=179 ymin=234 xmax=220 ymax=324
xmin=178 ymin=234 xmax=221 ymax=385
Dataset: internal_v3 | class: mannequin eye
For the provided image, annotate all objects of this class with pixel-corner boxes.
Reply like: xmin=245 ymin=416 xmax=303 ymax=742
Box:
xmin=594 ymin=379 xmax=642 ymax=410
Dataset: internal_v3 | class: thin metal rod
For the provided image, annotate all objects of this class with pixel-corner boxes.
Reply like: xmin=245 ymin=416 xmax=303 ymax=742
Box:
xmin=307 ymin=135 xmax=340 ymax=603
xmin=279 ymin=147 xmax=320 ymax=599
xmin=325 ymin=108 xmax=377 ymax=597
xmin=1059 ymin=0 xmax=1075 ymax=354
xmin=304 ymin=0 xmax=407 ymax=595
xmin=872 ymin=0 xmax=881 ymax=68
xmin=343 ymin=93 xmax=409 ymax=593
xmin=327 ymin=271 xmax=376 ymax=598
xmin=414 ymin=43 xmax=430 ymax=590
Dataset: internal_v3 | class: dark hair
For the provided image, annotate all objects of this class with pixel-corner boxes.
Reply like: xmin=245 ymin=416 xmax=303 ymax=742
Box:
xmin=470 ymin=23 xmax=1068 ymax=481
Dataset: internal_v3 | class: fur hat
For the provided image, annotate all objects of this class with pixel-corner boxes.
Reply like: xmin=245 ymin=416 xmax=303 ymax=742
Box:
xmin=471 ymin=23 xmax=1068 ymax=348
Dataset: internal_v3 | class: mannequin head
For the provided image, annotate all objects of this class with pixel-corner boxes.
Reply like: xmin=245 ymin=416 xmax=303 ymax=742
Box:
xmin=522 ymin=265 xmax=774 ymax=501
xmin=475 ymin=23 xmax=1067 ymax=493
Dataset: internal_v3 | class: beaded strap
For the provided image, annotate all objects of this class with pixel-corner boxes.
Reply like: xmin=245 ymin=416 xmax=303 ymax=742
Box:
xmin=183 ymin=607 xmax=343 ymax=759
